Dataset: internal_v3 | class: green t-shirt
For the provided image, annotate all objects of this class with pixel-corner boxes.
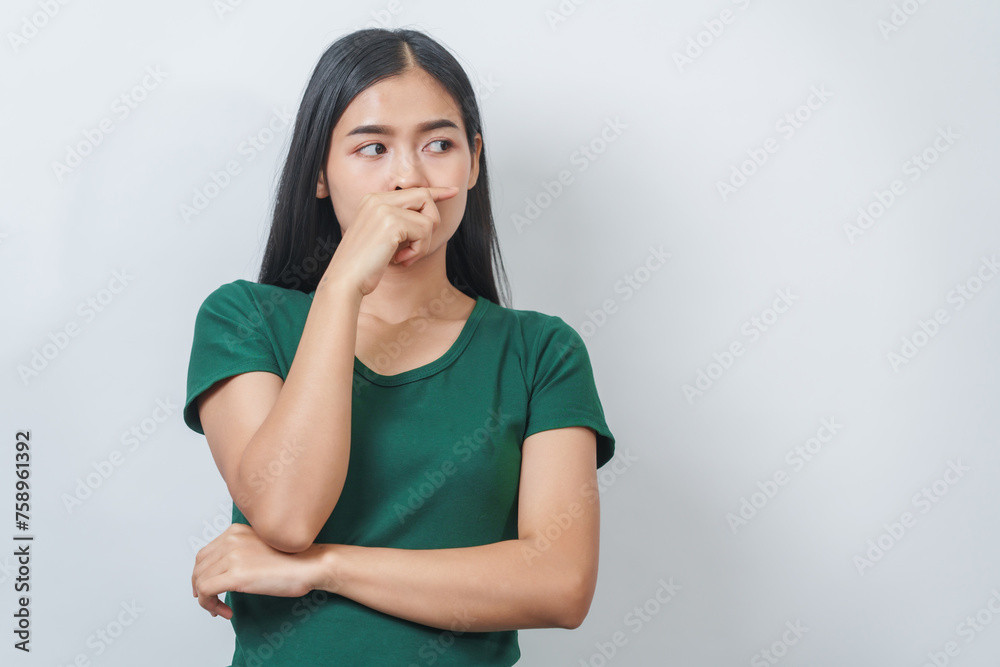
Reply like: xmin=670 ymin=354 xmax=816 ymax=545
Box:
xmin=183 ymin=279 xmax=615 ymax=667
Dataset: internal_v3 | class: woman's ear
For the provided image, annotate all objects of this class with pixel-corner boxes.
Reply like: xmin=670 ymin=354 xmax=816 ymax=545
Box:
xmin=316 ymin=169 xmax=329 ymax=198
xmin=467 ymin=134 xmax=483 ymax=190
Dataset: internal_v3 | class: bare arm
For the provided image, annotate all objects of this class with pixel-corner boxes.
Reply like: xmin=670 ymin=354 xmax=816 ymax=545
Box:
xmin=310 ymin=426 xmax=601 ymax=631
xmin=196 ymin=187 xmax=458 ymax=554
xmin=198 ymin=278 xmax=361 ymax=553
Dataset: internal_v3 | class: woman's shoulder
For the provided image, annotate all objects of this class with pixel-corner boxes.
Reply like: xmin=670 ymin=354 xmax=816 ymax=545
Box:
xmin=482 ymin=297 xmax=583 ymax=345
xmin=198 ymin=278 xmax=312 ymax=309
xmin=192 ymin=279 xmax=314 ymax=331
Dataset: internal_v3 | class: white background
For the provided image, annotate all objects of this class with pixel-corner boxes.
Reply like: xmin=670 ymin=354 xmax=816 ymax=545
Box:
xmin=2 ymin=0 xmax=999 ymax=665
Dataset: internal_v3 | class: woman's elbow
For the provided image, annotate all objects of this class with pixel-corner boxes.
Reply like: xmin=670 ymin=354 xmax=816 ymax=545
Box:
xmin=240 ymin=492 xmax=340 ymax=553
xmin=269 ymin=532 xmax=314 ymax=554
xmin=251 ymin=515 xmax=317 ymax=554
xmin=555 ymin=569 xmax=598 ymax=630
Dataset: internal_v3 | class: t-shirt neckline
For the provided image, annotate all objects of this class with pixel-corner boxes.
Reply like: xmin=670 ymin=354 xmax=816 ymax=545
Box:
xmin=307 ymin=291 xmax=489 ymax=386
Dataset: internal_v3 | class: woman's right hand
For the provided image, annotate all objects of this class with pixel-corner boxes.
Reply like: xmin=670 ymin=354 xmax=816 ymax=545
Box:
xmin=321 ymin=186 xmax=460 ymax=298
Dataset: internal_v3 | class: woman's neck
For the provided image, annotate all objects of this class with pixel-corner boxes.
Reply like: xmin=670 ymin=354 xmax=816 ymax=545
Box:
xmin=356 ymin=245 xmax=470 ymax=325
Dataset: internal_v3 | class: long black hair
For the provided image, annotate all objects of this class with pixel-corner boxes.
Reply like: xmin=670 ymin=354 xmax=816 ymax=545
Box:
xmin=257 ymin=28 xmax=510 ymax=307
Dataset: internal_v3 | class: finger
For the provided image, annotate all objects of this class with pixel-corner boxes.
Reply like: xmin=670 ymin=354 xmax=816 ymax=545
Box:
xmin=394 ymin=246 xmax=415 ymax=262
xmin=399 ymin=185 xmax=459 ymax=204
xmin=213 ymin=596 xmax=233 ymax=619
xmin=197 ymin=572 xmax=236 ymax=614
xmin=378 ymin=185 xmax=459 ymax=212
xmin=193 ymin=550 xmax=234 ymax=608
xmin=392 ymin=243 xmax=414 ymax=264
xmin=192 ymin=532 xmax=232 ymax=583
xmin=387 ymin=208 xmax=436 ymax=263
xmin=396 ymin=229 xmax=431 ymax=265
xmin=198 ymin=590 xmax=217 ymax=614
xmin=192 ymin=551 xmax=224 ymax=594
xmin=394 ymin=248 xmax=417 ymax=266
xmin=425 ymin=185 xmax=460 ymax=202
xmin=198 ymin=591 xmax=233 ymax=619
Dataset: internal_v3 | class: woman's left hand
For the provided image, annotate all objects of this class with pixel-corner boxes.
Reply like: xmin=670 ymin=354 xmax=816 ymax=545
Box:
xmin=192 ymin=523 xmax=327 ymax=619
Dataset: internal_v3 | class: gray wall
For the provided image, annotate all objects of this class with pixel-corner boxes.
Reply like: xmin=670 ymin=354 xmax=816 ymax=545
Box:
xmin=3 ymin=0 xmax=998 ymax=665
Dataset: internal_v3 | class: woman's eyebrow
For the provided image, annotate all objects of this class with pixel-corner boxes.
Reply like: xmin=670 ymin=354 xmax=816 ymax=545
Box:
xmin=345 ymin=119 xmax=460 ymax=137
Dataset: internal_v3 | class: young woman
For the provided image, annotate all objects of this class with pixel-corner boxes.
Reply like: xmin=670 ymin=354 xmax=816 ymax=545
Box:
xmin=185 ymin=27 xmax=615 ymax=666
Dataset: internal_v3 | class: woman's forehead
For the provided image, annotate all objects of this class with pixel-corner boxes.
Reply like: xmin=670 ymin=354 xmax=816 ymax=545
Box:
xmin=335 ymin=70 xmax=463 ymax=135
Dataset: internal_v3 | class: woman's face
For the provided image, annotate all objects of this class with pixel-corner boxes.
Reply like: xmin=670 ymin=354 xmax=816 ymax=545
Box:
xmin=317 ymin=67 xmax=482 ymax=257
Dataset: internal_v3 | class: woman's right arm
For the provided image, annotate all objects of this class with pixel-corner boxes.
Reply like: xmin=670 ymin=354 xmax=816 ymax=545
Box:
xmin=197 ymin=277 xmax=361 ymax=554
xmin=194 ymin=185 xmax=459 ymax=554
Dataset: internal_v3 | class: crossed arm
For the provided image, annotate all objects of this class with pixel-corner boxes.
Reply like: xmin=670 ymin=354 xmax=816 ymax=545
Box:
xmin=191 ymin=425 xmax=602 ymax=632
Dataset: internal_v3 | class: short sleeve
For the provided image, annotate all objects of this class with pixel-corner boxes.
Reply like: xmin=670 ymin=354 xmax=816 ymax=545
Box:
xmin=524 ymin=316 xmax=616 ymax=468
xmin=183 ymin=281 xmax=282 ymax=435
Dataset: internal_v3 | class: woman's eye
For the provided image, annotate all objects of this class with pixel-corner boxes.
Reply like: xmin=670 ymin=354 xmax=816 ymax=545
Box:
xmin=358 ymin=140 xmax=451 ymax=156
xmin=359 ymin=143 xmax=386 ymax=156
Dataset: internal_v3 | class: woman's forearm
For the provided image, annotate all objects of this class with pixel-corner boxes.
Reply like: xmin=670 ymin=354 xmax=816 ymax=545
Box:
xmin=236 ymin=278 xmax=362 ymax=552
xmin=312 ymin=539 xmax=588 ymax=632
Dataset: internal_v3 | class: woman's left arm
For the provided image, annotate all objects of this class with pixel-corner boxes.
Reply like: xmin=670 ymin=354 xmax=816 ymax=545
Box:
xmin=193 ymin=425 xmax=601 ymax=630
xmin=315 ymin=425 xmax=601 ymax=632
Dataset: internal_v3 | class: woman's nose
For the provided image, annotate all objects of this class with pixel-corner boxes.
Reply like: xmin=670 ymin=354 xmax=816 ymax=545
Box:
xmin=390 ymin=155 xmax=429 ymax=191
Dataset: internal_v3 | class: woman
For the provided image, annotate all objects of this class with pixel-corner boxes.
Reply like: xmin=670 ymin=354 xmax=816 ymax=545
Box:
xmin=185 ymin=27 xmax=615 ymax=666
